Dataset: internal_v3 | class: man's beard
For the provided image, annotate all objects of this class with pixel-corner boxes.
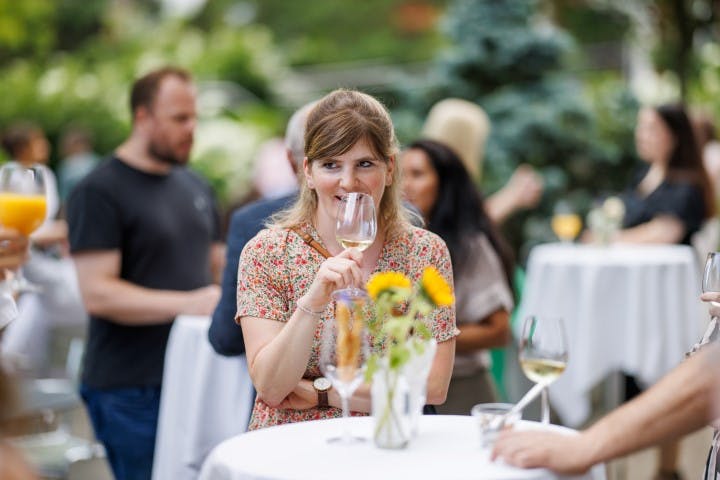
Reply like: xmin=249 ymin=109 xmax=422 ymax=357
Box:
xmin=148 ymin=141 xmax=189 ymax=166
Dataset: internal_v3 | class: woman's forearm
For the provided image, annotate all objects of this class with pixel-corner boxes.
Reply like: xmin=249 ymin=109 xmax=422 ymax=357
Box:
xmin=244 ymin=308 xmax=320 ymax=406
xmin=455 ymin=309 xmax=510 ymax=353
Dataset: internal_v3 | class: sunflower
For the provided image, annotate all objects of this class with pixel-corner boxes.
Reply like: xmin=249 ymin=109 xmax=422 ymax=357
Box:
xmin=419 ymin=266 xmax=454 ymax=307
xmin=366 ymin=271 xmax=411 ymax=301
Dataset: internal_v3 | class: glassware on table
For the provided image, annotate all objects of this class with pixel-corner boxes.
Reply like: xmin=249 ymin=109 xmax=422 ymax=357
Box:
xmin=703 ymin=252 xmax=720 ymax=307
xmin=471 ymin=403 xmax=521 ymax=448
xmin=0 ymin=163 xmax=47 ymax=293
xmin=336 ymin=192 xmax=377 ymax=253
xmin=319 ymin=288 xmax=369 ymax=445
xmin=551 ymin=201 xmax=582 ymax=243
xmin=518 ymin=315 xmax=568 ymax=424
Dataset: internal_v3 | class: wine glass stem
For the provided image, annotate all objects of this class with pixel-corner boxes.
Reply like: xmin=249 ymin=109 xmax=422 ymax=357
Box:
xmin=541 ymin=386 xmax=550 ymax=424
xmin=341 ymin=390 xmax=351 ymax=443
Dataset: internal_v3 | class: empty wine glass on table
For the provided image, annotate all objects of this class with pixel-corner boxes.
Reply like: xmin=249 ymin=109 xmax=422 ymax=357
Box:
xmin=519 ymin=315 xmax=568 ymax=424
xmin=319 ymin=288 xmax=369 ymax=445
xmin=336 ymin=192 xmax=376 ymax=253
xmin=0 ymin=163 xmax=47 ymax=293
xmin=551 ymin=201 xmax=582 ymax=243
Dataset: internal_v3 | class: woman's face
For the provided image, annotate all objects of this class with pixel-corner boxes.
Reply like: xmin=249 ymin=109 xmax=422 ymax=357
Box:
xmin=635 ymin=108 xmax=675 ymax=165
xmin=304 ymin=137 xmax=393 ymax=226
xmin=400 ymin=148 xmax=439 ymax=219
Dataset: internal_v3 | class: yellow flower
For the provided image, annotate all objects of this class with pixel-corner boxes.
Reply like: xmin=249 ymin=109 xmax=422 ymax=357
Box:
xmin=419 ymin=266 xmax=454 ymax=307
xmin=366 ymin=271 xmax=411 ymax=301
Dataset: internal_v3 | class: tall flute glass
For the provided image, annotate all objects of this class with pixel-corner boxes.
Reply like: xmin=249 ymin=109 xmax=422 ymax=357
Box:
xmin=519 ymin=315 xmax=568 ymax=424
xmin=319 ymin=288 xmax=369 ymax=444
xmin=0 ymin=163 xmax=47 ymax=293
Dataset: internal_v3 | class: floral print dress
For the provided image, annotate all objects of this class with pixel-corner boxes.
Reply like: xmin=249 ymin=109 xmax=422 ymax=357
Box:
xmin=236 ymin=222 xmax=457 ymax=430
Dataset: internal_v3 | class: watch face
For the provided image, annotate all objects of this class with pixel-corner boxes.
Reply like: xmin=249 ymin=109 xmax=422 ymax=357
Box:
xmin=314 ymin=377 xmax=332 ymax=391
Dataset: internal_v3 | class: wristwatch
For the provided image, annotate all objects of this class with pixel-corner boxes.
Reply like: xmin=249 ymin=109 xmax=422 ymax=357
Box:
xmin=313 ymin=377 xmax=332 ymax=409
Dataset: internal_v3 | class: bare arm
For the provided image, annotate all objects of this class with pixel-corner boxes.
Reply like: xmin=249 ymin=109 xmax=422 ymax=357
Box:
xmin=210 ymin=242 xmax=226 ymax=285
xmin=73 ymin=250 xmax=220 ymax=325
xmin=486 ymin=165 xmax=543 ymax=224
xmin=613 ymin=215 xmax=685 ymax=244
xmin=456 ymin=309 xmax=511 ymax=354
xmin=276 ymin=337 xmax=456 ymax=411
xmin=241 ymin=248 xmax=364 ymax=407
xmin=492 ymin=343 xmax=720 ymax=474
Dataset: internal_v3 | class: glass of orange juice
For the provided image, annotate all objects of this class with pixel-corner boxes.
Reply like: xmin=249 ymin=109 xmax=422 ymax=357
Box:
xmin=0 ymin=163 xmax=47 ymax=292
xmin=551 ymin=201 xmax=582 ymax=243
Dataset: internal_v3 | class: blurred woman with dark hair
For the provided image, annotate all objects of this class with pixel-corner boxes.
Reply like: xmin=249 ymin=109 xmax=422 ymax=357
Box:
xmin=401 ymin=139 xmax=514 ymax=414
xmin=614 ymin=104 xmax=714 ymax=245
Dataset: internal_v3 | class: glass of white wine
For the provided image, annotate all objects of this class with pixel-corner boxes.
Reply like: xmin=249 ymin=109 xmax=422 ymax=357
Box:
xmin=336 ymin=192 xmax=376 ymax=252
xmin=519 ymin=315 xmax=568 ymax=424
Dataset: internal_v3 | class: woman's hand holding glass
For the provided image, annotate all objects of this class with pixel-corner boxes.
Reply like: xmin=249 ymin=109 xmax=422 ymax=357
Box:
xmin=298 ymin=249 xmax=364 ymax=313
xmin=0 ymin=163 xmax=47 ymax=293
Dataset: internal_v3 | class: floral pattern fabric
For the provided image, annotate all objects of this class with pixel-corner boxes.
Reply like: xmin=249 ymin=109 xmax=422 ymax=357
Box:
xmin=236 ymin=222 xmax=457 ymax=430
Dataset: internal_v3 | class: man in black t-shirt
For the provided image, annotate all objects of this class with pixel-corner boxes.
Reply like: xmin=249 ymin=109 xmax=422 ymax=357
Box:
xmin=67 ymin=67 xmax=224 ymax=480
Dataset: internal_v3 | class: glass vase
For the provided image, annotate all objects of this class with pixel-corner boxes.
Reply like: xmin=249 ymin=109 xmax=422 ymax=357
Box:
xmin=371 ymin=363 xmax=411 ymax=449
xmin=403 ymin=338 xmax=437 ymax=437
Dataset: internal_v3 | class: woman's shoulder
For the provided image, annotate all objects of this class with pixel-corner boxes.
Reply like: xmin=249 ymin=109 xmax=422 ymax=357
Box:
xmin=387 ymin=226 xmax=450 ymax=261
xmin=243 ymin=227 xmax=293 ymax=256
xmin=398 ymin=225 xmax=446 ymax=246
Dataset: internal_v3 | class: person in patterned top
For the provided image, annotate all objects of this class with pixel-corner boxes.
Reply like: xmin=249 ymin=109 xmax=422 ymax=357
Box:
xmin=236 ymin=89 xmax=458 ymax=430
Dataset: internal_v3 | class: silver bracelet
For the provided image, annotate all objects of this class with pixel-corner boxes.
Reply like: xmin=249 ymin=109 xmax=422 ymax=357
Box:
xmin=296 ymin=301 xmax=324 ymax=317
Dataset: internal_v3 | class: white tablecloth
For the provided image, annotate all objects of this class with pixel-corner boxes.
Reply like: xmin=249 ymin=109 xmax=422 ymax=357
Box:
xmin=152 ymin=316 xmax=255 ymax=480
xmin=199 ymin=416 xmax=605 ymax=480
xmin=518 ymin=243 xmax=704 ymax=426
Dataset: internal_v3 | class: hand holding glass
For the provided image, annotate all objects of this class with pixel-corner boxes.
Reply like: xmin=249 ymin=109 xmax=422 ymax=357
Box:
xmin=703 ymin=252 xmax=720 ymax=309
xmin=519 ymin=315 xmax=568 ymax=424
xmin=0 ymin=163 xmax=47 ymax=293
xmin=319 ymin=288 xmax=369 ymax=444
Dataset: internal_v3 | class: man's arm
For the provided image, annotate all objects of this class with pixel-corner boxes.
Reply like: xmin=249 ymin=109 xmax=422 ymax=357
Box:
xmin=492 ymin=343 xmax=720 ymax=474
xmin=73 ymin=250 xmax=220 ymax=325
xmin=210 ymin=242 xmax=226 ymax=285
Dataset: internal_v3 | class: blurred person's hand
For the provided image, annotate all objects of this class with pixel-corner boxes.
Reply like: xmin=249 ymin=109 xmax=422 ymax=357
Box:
xmin=506 ymin=164 xmax=544 ymax=210
xmin=182 ymin=285 xmax=221 ymax=316
xmin=700 ymin=292 xmax=720 ymax=317
xmin=491 ymin=429 xmax=595 ymax=475
xmin=0 ymin=229 xmax=29 ymax=277
xmin=486 ymin=164 xmax=544 ymax=224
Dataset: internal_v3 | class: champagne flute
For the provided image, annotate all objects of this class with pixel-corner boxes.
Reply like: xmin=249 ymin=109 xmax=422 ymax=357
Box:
xmin=320 ymin=288 xmax=369 ymax=444
xmin=519 ymin=315 xmax=568 ymax=424
xmin=551 ymin=201 xmax=582 ymax=243
xmin=0 ymin=163 xmax=47 ymax=293
xmin=703 ymin=252 xmax=720 ymax=307
xmin=336 ymin=192 xmax=376 ymax=252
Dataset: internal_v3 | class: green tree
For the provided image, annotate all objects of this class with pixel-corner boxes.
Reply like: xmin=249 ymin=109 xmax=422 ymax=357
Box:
xmin=417 ymin=0 xmax=637 ymax=253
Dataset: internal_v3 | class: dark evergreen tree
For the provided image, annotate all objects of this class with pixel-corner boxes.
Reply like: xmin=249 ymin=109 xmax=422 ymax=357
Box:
xmin=414 ymin=0 xmax=637 ymax=254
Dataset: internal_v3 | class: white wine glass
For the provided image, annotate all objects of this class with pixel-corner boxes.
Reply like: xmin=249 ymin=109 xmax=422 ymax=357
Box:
xmin=336 ymin=192 xmax=376 ymax=252
xmin=703 ymin=252 xmax=720 ymax=308
xmin=551 ymin=201 xmax=582 ymax=243
xmin=0 ymin=163 xmax=47 ymax=293
xmin=519 ymin=315 xmax=568 ymax=424
xmin=319 ymin=288 xmax=369 ymax=445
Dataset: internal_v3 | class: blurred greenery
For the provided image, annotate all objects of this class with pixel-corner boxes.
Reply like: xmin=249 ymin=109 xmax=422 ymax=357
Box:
xmin=0 ymin=0 xmax=284 ymax=208
xmin=392 ymin=0 xmax=640 ymax=257
xmin=0 ymin=0 xmax=718 ymax=237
